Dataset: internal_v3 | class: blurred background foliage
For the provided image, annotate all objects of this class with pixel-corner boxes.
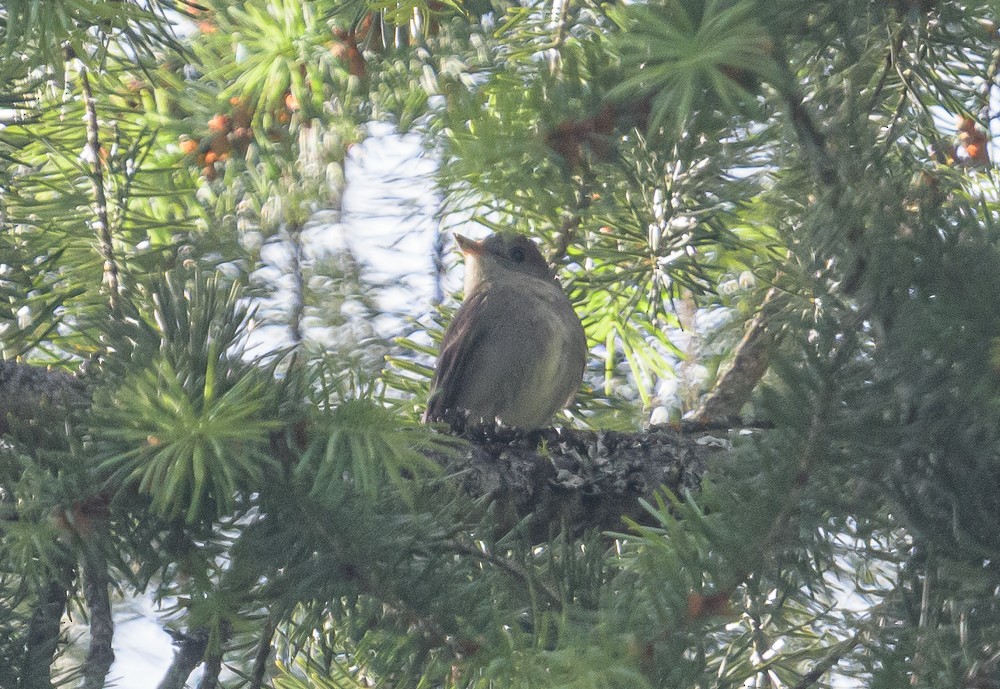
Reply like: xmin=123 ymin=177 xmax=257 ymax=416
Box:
xmin=3 ymin=0 xmax=1000 ymax=687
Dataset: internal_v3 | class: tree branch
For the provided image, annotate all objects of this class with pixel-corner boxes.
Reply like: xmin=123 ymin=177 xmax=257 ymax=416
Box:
xmin=248 ymin=614 xmax=278 ymax=689
xmin=781 ymin=83 xmax=838 ymax=190
xmin=979 ymin=47 xmax=1000 ymax=123
xmin=81 ymin=545 xmax=114 ymax=689
xmin=20 ymin=573 xmax=71 ymax=689
xmin=4 ymin=355 xmax=720 ymax=546
xmin=157 ymin=628 xmax=209 ymax=689
xmin=442 ymin=424 xmax=716 ymax=542
xmin=445 ymin=538 xmax=562 ymax=608
xmin=691 ymin=286 xmax=785 ymax=424
xmin=548 ymin=212 xmax=581 ymax=267
xmin=197 ymin=651 xmax=222 ymax=689
xmin=0 ymin=361 xmax=85 ymax=437
xmin=789 ymin=628 xmax=866 ymax=689
xmin=547 ymin=178 xmax=592 ymax=266
xmin=287 ymin=221 xmax=306 ymax=347
xmin=79 ymin=65 xmax=121 ymax=315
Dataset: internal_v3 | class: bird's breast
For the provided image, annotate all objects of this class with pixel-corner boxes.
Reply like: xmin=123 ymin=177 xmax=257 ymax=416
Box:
xmin=454 ymin=278 xmax=586 ymax=428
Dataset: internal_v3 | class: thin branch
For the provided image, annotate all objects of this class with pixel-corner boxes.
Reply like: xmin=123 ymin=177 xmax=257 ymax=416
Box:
xmin=879 ymin=88 xmax=911 ymax=156
xmin=156 ymin=629 xmax=209 ymax=689
xmin=21 ymin=573 xmax=71 ymax=689
xmin=547 ymin=177 xmax=592 ymax=266
xmin=691 ymin=286 xmax=784 ymax=424
xmin=978 ymin=47 xmax=1000 ymax=124
xmin=909 ymin=553 xmax=935 ymax=689
xmin=431 ymin=223 xmax=448 ymax=306
xmin=79 ymin=65 xmax=121 ymax=315
xmin=445 ymin=539 xmax=562 ymax=609
xmin=0 ymin=361 xmax=85 ymax=437
xmin=81 ymin=545 xmax=114 ymax=689
xmin=877 ymin=37 xmax=948 ymax=166
xmin=287 ymin=222 xmax=306 ymax=347
xmin=748 ymin=608 xmax=776 ymax=689
xmin=248 ymin=614 xmax=278 ymax=689
xmin=866 ymin=27 xmax=904 ymax=117
xmin=111 ymin=125 xmax=157 ymax=238
xmin=782 ymin=84 xmax=838 ymax=189
xmin=549 ymin=0 xmax=572 ymax=57
xmin=197 ymin=651 xmax=222 ymax=689
xmin=775 ymin=61 xmax=884 ymax=299
xmin=789 ymin=627 xmax=867 ymax=689
xmin=549 ymin=213 xmax=581 ymax=267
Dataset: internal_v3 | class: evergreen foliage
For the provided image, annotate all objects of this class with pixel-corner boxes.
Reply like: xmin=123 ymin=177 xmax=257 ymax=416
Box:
xmin=2 ymin=0 xmax=1000 ymax=687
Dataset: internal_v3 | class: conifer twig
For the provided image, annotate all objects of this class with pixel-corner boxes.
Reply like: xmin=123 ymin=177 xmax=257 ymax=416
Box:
xmin=979 ymin=47 xmax=1000 ymax=123
xmin=446 ymin=538 xmax=561 ymax=608
xmin=781 ymin=81 xmax=838 ymax=189
xmin=548 ymin=178 xmax=592 ymax=266
xmin=789 ymin=622 xmax=869 ymax=689
xmin=866 ymin=28 xmax=904 ymax=117
xmin=79 ymin=65 xmax=121 ymax=315
xmin=431 ymin=225 xmax=448 ymax=306
xmin=548 ymin=213 xmax=581 ymax=267
xmin=287 ymin=222 xmax=306 ymax=347
xmin=249 ymin=613 xmax=278 ymax=689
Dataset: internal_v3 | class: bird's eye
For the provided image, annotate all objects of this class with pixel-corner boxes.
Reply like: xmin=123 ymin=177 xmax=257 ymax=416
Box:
xmin=510 ymin=247 xmax=526 ymax=263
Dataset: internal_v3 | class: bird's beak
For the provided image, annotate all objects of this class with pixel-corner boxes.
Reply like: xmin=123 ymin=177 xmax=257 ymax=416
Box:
xmin=455 ymin=234 xmax=484 ymax=256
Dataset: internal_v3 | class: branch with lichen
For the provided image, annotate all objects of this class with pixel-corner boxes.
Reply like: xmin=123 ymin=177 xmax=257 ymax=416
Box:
xmin=79 ymin=65 xmax=121 ymax=316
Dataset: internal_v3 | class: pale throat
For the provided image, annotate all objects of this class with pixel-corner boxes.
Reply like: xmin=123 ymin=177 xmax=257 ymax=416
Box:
xmin=463 ymin=256 xmax=493 ymax=295
xmin=463 ymin=254 xmax=550 ymax=297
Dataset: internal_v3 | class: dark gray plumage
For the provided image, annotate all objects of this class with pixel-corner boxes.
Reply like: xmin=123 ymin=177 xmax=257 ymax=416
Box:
xmin=423 ymin=232 xmax=587 ymax=429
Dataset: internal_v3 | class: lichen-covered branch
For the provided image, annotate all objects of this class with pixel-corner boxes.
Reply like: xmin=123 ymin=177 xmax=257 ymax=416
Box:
xmin=0 ymin=361 xmax=85 ymax=437
xmin=79 ymin=65 xmax=121 ymax=314
xmin=3 ymin=357 xmax=719 ymax=542
xmin=443 ymin=424 xmax=718 ymax=542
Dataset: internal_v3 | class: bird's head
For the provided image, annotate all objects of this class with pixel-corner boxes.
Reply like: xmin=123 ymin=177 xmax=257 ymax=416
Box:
xmin=455 ymin=232 xmax=552 ymax=294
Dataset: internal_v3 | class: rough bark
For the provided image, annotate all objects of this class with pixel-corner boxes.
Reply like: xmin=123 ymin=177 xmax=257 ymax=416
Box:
xmin=0 ymin=361 xmax=85 ymax=437
xmin=443 ymin=423 xmax=728 ymax=541
xmin=157 ymin=629 xmax=209 ymax=689
xmin=20 ymin=577 xmax=70 ymax=689
xmin=81 ymin=546 xmax=115 ymax=689
xmin=197 ymin=651 xmax=222 ymax=689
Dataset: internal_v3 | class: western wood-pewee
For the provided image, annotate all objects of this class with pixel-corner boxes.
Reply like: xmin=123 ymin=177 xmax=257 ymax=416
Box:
xmin=423 ymin=232 xmax=587 ymax=429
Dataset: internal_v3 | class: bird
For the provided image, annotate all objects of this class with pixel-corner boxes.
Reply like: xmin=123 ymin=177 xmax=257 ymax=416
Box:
xmin=423 ymin=232 xmax=587 ymax=430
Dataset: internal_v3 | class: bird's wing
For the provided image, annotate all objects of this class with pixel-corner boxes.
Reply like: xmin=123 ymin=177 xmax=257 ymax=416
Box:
xmin=424 ymin=288 xmax=489 ymax=422
xmin=424 ymin=286 xmax=504 ymax=423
